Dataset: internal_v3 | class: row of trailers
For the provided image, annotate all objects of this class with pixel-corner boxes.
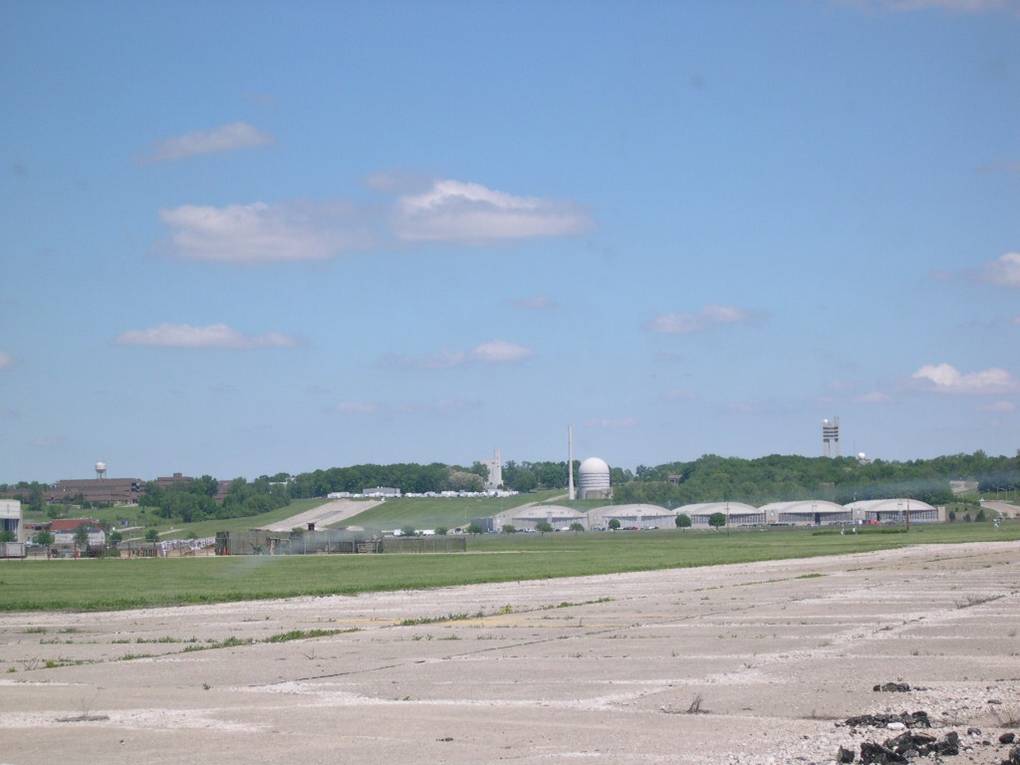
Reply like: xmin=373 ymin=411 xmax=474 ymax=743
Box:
xmin=494 ymin=498 xmax=943 ymax=532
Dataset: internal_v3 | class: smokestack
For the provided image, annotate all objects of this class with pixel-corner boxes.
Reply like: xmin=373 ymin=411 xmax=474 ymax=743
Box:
xmin=567 ymin=425 xmax=576 ymax=501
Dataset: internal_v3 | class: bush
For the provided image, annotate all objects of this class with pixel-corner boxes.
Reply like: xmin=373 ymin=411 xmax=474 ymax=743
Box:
xmin=948 ymin=510 xmax=957 ymax=522
xmin=434 ymin=527 xmax=448 ymax=536
xmin=675 ymin=513 xmax=692 ymax=529
xmin=708 ymin=512 xmax=727 ymax=529
xmin=608 ymin=519 xmax=621 ymax=530
xmin=144 ymin=528 xmax=160 ymax=543
xmin=400 ymin=525 xmax=417 ymax=538
xmin=466 ymin=522 xmax=484 ymax=535
xmin=569 ymin=522 xmax=584 ymax=533
xmin=535 ymin=521 xmax=553 ymax=534
xmin=975 ymin=508 xmax=987 ymax=522
xmin=502 ymin=524 xmax=517 ymax=534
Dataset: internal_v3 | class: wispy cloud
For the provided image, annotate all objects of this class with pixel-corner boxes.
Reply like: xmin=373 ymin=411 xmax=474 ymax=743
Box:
xmin=584 ymin=416 xmax=638 ymax=428
xmin=146 ymin=122 xmax=273 ymax=162
xmin=29 ymin=435 xmax=66 ymax=448
xmin=854 ymin=391 xmax=892 ymax=404
xmin=662 ymin=388 xmax=697 ymax=401
xmin=980 ymin=400 xmax=1016 ymax=413
xmin=981 ymin=252 xmax=1020 ymax=288
xmin=383 ymin=340 xmax=534 ymax=369
xmin=912 ymin=363 xmax=1017 ymax=394
xmin=0 ymin=351 xmax=12 ymax=369
xmin=511 ymin=295 xmax=557 ymax=310
xmin=647 ymin=305 xmax=756 ymax=334
xmin=392 ymin=179 xmax=590 ymax=243
xmin=116 ymin=323 xmax=297 ymax=349
xmin=334 ymin=398 xmax=481 ymax=416
xmin=335 ymin=401 xmax=380 ymax=415
xmin=469 ymin=340 xmax=534 ymax=363
xmin=159 ymin=201 xmax=369 ymax=263
xmin=851 ymin=0 xmax=1017 ymax=12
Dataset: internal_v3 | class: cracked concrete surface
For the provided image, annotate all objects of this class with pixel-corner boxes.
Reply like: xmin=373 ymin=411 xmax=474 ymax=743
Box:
xmin=1 ymin=541 xmax=1018 ymax=764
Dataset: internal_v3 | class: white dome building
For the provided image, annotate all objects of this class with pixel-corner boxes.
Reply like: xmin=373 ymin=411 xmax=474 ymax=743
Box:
xmin=578 ymin=457 xmax=612 ymax=500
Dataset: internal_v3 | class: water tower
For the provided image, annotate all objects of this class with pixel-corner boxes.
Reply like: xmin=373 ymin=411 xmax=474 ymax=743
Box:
xmin=95 ymin=461 xmax=107 ymax=480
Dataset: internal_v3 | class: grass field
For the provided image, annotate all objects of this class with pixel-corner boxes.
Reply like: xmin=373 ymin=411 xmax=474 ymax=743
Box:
xmin=2 ymin=521 xmax=1017 ymax=612
xmin=336 ymin=489 xmax=563 ymax=530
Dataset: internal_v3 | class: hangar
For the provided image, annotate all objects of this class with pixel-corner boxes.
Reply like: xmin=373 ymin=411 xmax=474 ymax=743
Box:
xmin=844 ymin=498 xmax=940 ymax=524
xmin=759 ymin=500 xmax=851 ymax=526
xmin=676 ymin=502 xmax=765 ymax=527
xmin=589 ymin=503 xmax=676 ymax=530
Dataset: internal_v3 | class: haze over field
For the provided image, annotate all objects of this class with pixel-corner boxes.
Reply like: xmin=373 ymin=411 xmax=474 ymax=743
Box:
xmin=2 ymin=1 xmax=1018 ymax=482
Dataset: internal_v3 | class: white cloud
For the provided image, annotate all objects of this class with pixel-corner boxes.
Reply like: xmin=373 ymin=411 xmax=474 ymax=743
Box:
xmin=980 ymin=400 xmax=1016 ymax=413
xmin=511 ymin=295 xmax=557 ymax=310
xmin=912 ymin=363 xmax=1017 ymax=394
xmin=393 ymin=179 xmax=589 ymax=242
xmin=116 ymin=323 xmax=297 ymax=349
xmin=647 ymin=305 xmax=754 ymax=334
xmin=982 ymin=253 xmax=1020 ymax=288
xmin=159 ymin=201 xmax=368 ymax=263
xmin=469 ymin=340 xmax=534 ymax=363
xmin=0 ymin=351 xmax=11 ymax=369
xmin=147 ymin=122 xmax=273 ymax=162
xmin=855 ymin=391 xmax=892 ymax=404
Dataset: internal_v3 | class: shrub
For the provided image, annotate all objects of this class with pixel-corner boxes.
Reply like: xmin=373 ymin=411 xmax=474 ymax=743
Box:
xmin=535 ymin=521 xmax=553 ymax=534
xmin=466 ymin=522 xmax=484 ymax=535
xmin=400 ymin=525 xmax=417 ymax=538
xmin=608 ymin=519 xmax=621 ymax=530
xmin=434 ymin=526 xmax=448 ymax=536
xmin=502 ymin=524 xmax=517 ymax=534
xmin=568 ymin=522 xmax=584 ymax=533
xmin=144 ymin=528 xmax=160 ymax=543
xmin=708 ymin=512 xmax=727 ymax=529
xmin=675 ymin=513 xmax=692 ymax=530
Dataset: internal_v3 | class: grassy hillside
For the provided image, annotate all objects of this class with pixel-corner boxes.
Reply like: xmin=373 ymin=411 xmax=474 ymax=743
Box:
xmin=3 ymin=520 xmax=1017 ymax=612
xmin=23 ymin=499 xmax=328 ymax=540
xmin=334 ymin=489 xmax=564 ymax=530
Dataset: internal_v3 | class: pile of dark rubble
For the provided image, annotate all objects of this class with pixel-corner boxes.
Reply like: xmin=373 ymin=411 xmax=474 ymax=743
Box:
xmin=836 ymin=712 xmax=1019 ymax=764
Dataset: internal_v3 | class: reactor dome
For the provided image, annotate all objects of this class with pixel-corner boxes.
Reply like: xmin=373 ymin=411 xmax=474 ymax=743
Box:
xmin=578 ymin=457 xmax=611 ymax=500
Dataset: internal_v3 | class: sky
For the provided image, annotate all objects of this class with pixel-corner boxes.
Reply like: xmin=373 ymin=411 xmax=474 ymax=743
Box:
xmin=2 ymin=0 xmax=1019 ymax=482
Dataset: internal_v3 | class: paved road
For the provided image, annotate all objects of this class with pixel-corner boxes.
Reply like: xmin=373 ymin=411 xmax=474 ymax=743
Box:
xmin=1 ymin=540 xmax=1018 ymax=764
xmin=256 ymin=499 xmax=381 ymax=532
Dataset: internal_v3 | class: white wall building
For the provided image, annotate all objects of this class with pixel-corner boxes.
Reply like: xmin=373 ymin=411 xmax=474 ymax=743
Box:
xmin=0 ymin=499 xmax=22 ymax=542
xmin=578 ymin=457 xmax=612 ymax=500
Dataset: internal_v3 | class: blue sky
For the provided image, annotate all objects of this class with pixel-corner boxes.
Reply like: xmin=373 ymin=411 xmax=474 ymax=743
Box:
xmin=2 ymin=0 xmax=1019 ymax=482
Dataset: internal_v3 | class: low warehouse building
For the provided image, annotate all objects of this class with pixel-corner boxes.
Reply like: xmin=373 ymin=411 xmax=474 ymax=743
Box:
xmin=844 ymin=498 xmax=940 ymax=524
xmin=759 ymin=500 xmax=851 ymax=526
xmin=589 ymin=504 xmax=675 ymax=529
xmin=500 ymin=505 xmax=587 ymax=531
xmin=677 ymin=502 xmax=764 ymax=527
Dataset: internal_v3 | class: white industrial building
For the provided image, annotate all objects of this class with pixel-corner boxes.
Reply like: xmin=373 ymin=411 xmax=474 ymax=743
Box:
xmin=0 ymin=499 xmax=22 ymax=541
xmin=578 ymin=457 xmax=612 ymax=500
xmin=759 ymin=500 xmax=851 ymax=526
xmin=497 ymin=505 xmax=586 ymax=532
xmin=589 ymin=503 xmax=676 ymax=530
xmin=677 ymin=502 xmax=765 ymax=527
xmin=492 ymin=495 xmax=943 ymax=533
xmin=844 ymin=498 xmax=940 ymax=524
